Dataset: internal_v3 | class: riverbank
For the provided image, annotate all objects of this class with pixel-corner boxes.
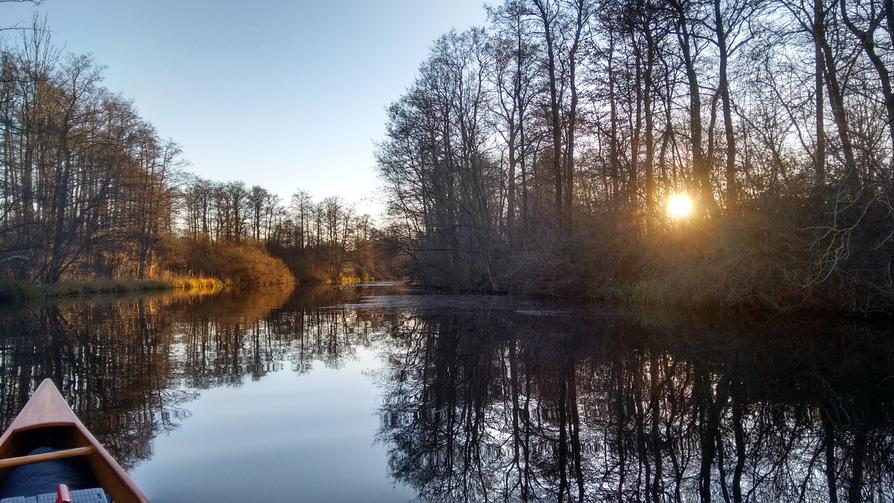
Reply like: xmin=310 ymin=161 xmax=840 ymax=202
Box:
xmin=465 ymin=215 xmax=892 ymax=315
xmin=0 ymin=277 xmax=224 ymax=302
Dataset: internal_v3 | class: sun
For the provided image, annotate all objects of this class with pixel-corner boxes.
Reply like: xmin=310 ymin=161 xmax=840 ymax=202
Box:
xmin=666 ymin=192 xmax=694 ymax=220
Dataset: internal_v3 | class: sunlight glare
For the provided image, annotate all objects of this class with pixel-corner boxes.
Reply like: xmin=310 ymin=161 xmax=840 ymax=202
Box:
xmin=666 ymin=192 xmax=694 ymax=220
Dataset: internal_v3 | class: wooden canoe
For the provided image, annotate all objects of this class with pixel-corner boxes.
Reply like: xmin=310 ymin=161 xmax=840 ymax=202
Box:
xmin=0 ymin=379 xmax=148 ymax=502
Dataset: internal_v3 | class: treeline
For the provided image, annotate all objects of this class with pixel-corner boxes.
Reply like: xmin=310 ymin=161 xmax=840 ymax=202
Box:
xmin=378 ymin=0 xmax=894 ymax=311
xmin=0 ymin=24 xmax=181 ymax=283
xmin=178 ymin=179 xmax=397 ymax=283
xmin=0 ymin=22 xmax=392 ymax=289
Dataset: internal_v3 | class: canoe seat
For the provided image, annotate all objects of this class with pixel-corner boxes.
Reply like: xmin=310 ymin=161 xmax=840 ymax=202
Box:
xmin=0 ymin=448 xmax=101 ymax=501
xmin=0 ymin=487 xmax=109 ymax=503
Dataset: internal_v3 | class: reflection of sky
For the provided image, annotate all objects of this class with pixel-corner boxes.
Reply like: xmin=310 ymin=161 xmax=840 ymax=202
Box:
xmin=2 ymin=1 xmax=495 ymax=217
xmin=130 ymin=346 xmax=411 ymax=502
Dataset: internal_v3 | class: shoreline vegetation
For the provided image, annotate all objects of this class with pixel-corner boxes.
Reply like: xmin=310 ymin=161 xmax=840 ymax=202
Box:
xmin=5 ymin=6 xmax=894 ymax=314
xmin=0 ymin=238 xmax=300 ymax=303
xmin=375 ymin=0 xmax=894 ymax=315
xmin=0 ymin=21 xmax=393 ymax=304
xmin=0 ymin=272 xmax=378 ymax=304
xmin=0 ymin=276 xmax=224 ymax=302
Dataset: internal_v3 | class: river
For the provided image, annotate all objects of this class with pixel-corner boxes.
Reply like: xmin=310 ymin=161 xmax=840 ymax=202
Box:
xmin=0 ymin=284 xmax=892 ymax=502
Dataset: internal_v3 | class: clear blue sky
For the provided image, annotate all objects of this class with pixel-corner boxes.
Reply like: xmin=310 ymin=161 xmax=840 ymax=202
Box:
xmin=3 ymin=0 xmax=493 ymax=216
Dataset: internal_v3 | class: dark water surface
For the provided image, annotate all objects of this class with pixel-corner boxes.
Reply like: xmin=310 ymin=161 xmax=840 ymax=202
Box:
xmin=1 ymin=284 xmax=893 ymax=502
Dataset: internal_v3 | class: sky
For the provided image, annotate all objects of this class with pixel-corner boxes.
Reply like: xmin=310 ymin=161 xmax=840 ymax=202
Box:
xmin=2 ymin=0 xmax=494 ymax=216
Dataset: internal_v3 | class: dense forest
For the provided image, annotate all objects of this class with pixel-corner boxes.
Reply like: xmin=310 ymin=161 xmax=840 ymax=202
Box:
xmin=0 ymin=20 xmax=393 ymax=293
xmin=377 ymin=0 xmax=894 ymax=312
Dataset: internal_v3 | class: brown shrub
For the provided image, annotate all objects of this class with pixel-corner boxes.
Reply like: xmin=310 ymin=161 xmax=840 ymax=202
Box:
xmin=171 ymin=239 xmax=295 ymax=288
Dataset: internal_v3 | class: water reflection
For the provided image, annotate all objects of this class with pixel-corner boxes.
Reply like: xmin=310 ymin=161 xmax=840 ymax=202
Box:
xmin=375 ymin=308 xmax=894 ymax=502
xmin=0 ymin=287 xmax=892 ymax=502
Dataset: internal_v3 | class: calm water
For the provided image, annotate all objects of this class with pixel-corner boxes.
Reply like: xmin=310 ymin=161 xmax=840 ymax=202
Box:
xmin=1 ymin=284 xmax=893 ymax=502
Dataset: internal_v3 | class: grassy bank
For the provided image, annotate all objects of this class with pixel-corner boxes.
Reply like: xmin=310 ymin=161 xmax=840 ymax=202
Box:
xmin=0 ymin=276 xmax=223 ymax=302
xmin=0 ymin=240 xmax=297 ymax=303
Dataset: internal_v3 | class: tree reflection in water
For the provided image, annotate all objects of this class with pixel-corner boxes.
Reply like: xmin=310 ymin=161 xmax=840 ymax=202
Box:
xmin=0 ymin=287 xmax=892 ymax=502
xmin=374 ymin=308 xmax=894 ymax=502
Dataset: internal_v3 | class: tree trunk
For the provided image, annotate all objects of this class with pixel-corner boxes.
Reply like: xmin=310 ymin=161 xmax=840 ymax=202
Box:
xmin=643 ymin=22 xmax=656 ymax=222
xmin=840 ymin=0 xmax=894 ymax=157
xmin=815 ymin=0 xmax=827 ymax=187
xmin=714 ymin=0 xmax=737 ymax=211
xmin=673 ymin=0 xmax=718 ymax=214
xmin=533 ymin=0 xmax=565 ymax=226
xmin=608 ymin=32 xmax=621 ymax=212
xmin=819 ymin=19 xmax=859 ymax=188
